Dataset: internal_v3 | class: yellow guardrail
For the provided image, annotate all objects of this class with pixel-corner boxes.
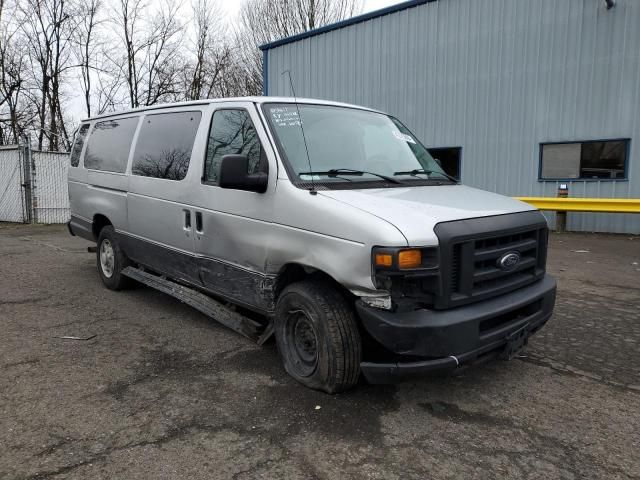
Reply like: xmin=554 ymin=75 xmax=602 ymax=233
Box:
xmin=514 ymin=197 xmax=640 ymax=214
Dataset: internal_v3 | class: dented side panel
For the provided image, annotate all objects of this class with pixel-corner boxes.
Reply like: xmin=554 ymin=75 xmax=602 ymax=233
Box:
xmin=181 ymin=102 xmax=408 ymax=302
xmin=267 ymin=181 xmax=407 ymax=295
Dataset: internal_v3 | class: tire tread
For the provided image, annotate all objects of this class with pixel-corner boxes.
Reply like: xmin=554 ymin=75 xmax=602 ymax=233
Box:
xmin=278 ymin=280 xmax=361 ymax=393
xmin=97 ymin=226 xmax=133 ymax=291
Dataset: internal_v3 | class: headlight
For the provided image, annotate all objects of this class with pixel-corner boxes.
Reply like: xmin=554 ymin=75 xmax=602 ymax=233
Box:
xmin=398 ymin=249 xmax=422 ymax=269
xmin=372 ymin=246 xmax=438 ymax=271
xmin=360 ymin=295 xmax=393 ymax=310
xmin=371 ymin=246 xmax=441 ymax=306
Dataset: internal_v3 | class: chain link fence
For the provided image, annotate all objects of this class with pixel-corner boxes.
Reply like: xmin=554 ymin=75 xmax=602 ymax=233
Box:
xmin=0 ymin=143 xmax=70 ymax=224
xmin=0 ymin=145 xmax=28 ymax=223
xmin=31 ymin=150 xmax=71 ymax=223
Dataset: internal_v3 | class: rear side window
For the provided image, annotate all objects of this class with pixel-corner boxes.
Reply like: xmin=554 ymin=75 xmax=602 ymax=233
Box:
xmin=132 ymin=111 xmax=202 ymax=180
xmin=84 ymin=117 xmax=138 ymax=173
xmin=203 ymin=109 xmax=263 ymax=184
xmin=70 ymin=124 xmax=90 ymax=167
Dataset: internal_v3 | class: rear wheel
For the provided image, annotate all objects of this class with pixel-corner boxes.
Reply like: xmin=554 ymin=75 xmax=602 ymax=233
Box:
xmin=96 ymin=226 xmax=133 ymax=290
xmin=274 ymin=280 xmax=361 ymax=393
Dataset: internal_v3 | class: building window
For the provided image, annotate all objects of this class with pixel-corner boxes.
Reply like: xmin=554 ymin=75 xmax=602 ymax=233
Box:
xmin=427 ymin=147 xmax=461 ymax=180
xmin=540 ymin=140 xmax=628 ymax=180
xmin=132 ymin=111 xmax=202 ymax=181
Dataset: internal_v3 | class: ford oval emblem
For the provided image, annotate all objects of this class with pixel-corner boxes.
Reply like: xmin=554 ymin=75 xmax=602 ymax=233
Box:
xmin=497 ymin=252 xmax=521 ymax=271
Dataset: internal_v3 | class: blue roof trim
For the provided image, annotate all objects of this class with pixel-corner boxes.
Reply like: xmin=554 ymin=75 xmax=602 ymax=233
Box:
xmin=259 ymin=0 xmax=435 ymax=51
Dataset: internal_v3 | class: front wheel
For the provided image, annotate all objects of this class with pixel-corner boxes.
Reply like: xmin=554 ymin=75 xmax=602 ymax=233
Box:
xmin=274 ymin=280 xmax=361 ymax=393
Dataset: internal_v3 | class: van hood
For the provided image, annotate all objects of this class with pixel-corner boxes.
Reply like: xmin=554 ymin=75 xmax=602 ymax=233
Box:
xmin=318 ymin=184 xmax=536 ymax=245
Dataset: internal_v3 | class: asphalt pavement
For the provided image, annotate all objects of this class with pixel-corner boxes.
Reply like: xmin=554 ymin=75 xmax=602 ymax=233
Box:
xmin=1 ymin=224 xmax=639 ymax=479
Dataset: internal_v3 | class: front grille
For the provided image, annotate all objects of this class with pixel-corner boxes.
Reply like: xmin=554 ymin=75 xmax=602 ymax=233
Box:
xmin=450 ymin=244 xmax=461 ymax=292
xmin=450 ymin=228 xmax=544 ymax=302
xmin=434 ymin=211 xmax=548 ymax=309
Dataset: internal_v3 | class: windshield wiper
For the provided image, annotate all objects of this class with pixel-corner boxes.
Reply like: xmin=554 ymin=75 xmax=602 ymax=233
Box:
xmin=299 ymin=168 xmax=403 ymax=184
xmin=393 ymin=168 xmax=458 ymax=183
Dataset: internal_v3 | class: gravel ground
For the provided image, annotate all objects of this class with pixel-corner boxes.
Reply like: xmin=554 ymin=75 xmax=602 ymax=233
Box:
xmin=1 ymin=223 xmax=639 ymax=480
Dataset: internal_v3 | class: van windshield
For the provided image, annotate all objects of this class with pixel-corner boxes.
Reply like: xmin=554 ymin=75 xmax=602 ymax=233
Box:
xmin=263 ymin=103 xmax=452 ymax=186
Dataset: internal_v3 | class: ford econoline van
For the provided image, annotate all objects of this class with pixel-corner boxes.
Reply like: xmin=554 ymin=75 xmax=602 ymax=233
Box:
xmin=68 ymin=97 xmax=556 ymax=393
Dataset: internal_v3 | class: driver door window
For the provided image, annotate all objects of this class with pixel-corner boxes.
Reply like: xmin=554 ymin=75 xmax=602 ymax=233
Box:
xmin=203 ymin=109 xmax=266 ymax=184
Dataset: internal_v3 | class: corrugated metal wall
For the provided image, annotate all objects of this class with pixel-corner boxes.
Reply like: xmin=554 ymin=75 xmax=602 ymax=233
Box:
xmin=265 ymin=0 xmax=640 ymax=234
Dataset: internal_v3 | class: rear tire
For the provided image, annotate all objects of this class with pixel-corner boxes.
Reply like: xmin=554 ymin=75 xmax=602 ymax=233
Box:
xmin=274 ymin=280 xmax=361 ymax=393
xmin=96 ymin=226 xmax=133 ymax=290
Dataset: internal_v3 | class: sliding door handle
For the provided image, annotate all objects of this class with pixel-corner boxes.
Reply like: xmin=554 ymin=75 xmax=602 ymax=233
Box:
xmin=195 ymin=211 xmax=203 ymax=233
xmin=183 ymin=210 xmax=191 ymax=230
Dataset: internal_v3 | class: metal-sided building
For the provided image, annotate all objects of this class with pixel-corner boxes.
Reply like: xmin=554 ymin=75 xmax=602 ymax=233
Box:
xmin=261 ymin=0 xmax=640 ymax=234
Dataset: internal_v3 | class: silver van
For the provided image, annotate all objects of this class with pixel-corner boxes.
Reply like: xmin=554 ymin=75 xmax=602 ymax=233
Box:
xmin=68 ymin=97 xmax=556 ymax=393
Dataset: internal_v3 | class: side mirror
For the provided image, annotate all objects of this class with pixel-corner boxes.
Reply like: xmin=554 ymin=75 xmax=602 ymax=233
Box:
xmin=433 ymin=158 xmax=442 ymax=167
xmin=218 ymin=154 xmax=268 ymax=193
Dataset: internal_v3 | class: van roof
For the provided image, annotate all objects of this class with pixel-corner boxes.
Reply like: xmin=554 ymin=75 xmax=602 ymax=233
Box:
xmin=82 ymin=96 xmax=384 ymax=122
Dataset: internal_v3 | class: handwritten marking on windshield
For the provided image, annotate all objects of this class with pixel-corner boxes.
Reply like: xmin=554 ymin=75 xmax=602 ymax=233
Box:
xmin=270 ymin=107 xmax=302 ymax=127
xmin=392 ymin=130 xmax=416 ymax=144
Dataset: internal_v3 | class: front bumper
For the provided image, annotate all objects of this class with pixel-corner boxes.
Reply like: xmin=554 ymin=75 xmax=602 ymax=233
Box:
xmin=357 ymin=274 xmax=556 ymax=383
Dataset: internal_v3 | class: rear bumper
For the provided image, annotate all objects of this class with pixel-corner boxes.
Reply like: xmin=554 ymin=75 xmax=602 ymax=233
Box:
xmin=357 ymin=275 xmax=556 ymax=383
xmin=68 ymin=215 xmax=94 ymax=241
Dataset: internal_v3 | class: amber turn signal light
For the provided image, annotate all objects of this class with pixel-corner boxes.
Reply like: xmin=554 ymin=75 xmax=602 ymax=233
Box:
xmin=398 ymin=249 xmax=422 ymax=269
xmin=375 ymin=253 xmax=393 ymax=267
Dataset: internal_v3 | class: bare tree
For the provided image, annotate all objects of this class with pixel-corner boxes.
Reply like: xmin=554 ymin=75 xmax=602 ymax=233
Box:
xmin=0 ymin=1 xmax=31 ymax=143
xmin=72 ymin=0 xmax=101 ymax=117
xmin=142 ymin=2 xmax=183 ymax=105
xmin=184 ymin=0 xmax=235 ymax=100
xmin=112 ymin=0 xmax=183 ymax=108
xmin=18 ymin=0 xmax=74 ymax=150
xmin=113 ymin=0 xmax=143 ymax=108
xmin=95 ymin=65 xmax=126 ymax=114
xmin=186 ymin=0 xmax=213 ymax=100
xmin=1 ymin=0 xmax=363 ymax=147
xmin=236 ymin=0 xmax=362 ymax=94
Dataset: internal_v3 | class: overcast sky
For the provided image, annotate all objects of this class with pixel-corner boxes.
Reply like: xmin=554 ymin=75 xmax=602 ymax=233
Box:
xmin=363 ymin=0 xmax=404 ymax=12
xmin=67 ymin=0 xmax=405 ymax=122
xmin=219 ymin=0 xmax=403 ymax=18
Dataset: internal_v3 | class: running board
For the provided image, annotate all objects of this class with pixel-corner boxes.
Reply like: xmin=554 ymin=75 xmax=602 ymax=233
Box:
xmin=122 ymin=267 xmax=267 ymax=343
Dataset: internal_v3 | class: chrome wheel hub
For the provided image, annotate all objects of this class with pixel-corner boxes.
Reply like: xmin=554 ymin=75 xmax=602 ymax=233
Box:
xmin=100 ymin=239 xmax=115 ymax=278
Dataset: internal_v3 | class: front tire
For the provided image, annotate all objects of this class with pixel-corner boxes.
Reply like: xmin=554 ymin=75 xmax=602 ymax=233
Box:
xmin=274 ymin=280 xmax=361 ymax=393
xmin=96 ymin=226 xmax=133 ymax=290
